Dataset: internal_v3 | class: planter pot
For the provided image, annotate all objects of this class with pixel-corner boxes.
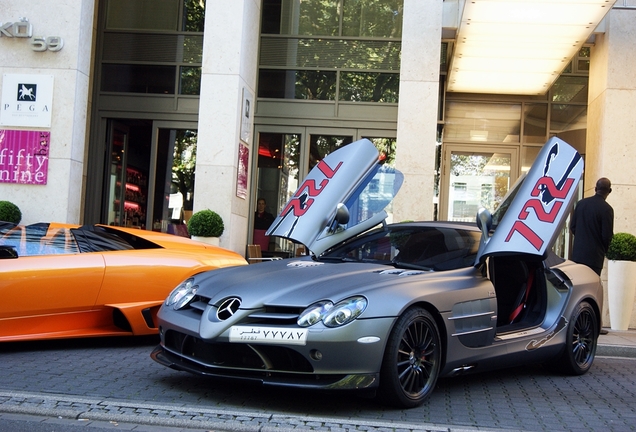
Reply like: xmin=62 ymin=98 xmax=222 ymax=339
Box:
xmin=608 ymin=260 xmax=636 ymax=331
xmin=191 ymin=236 xmax=220 ymax=247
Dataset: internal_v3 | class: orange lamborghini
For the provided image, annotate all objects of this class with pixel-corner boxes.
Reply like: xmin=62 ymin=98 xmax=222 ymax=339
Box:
xmin=0 ymin=222 xmax=247 ymax=342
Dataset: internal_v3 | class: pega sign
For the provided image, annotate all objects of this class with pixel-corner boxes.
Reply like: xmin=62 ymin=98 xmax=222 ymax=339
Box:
xmin=0 ymin=129 xmax=49 ymax=185
xmin=0 ymin=17 xmax=63 ymax=52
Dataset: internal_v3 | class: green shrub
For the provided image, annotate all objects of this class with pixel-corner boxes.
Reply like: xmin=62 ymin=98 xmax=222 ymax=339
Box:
xmin=187 ymin=209 xmax=224 ymax=237
xmin=606 ymin=232 xmax=636 ymax=261
xmin=0 ymin=201 xmax=21 ymax=224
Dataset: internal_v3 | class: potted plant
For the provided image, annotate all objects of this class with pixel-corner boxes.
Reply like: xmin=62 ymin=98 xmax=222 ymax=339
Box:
xmin=187 ymin=209 xmax=224 ymax=246
xmin=0 ymin=201 xmax=21 ymax=224
xmin=606 ymin=232 xmax=636 ymax=330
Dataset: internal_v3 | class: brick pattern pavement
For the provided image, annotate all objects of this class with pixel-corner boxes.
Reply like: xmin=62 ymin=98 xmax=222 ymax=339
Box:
xmin=0 ymin=336 xmax=635 ymax=431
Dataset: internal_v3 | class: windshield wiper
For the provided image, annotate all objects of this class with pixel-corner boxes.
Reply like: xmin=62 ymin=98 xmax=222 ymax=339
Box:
xmin=391 ymin=260 xmax=433 ymax=271
xmin=319 ymin=255 xmax=362 ymax=263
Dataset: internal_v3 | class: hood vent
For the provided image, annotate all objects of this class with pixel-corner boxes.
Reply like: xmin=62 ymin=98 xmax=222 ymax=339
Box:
xmin=378 ymin=269 xmax=426 ymax=276
xmin=287 ymin=261 xmax=324 ymax=268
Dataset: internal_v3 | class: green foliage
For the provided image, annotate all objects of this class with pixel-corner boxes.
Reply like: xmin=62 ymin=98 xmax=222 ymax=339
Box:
xmin=0 ymin=201 xmax=21 ymax=224
xmin=606 ymin=232 xmax=636 ymax=261
xmin=187 ymin=209 xmax=224 ymax=237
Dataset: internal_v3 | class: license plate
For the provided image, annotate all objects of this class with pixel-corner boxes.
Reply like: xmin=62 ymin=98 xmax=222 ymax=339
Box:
xmin=229 ymin=326 xmax=308 ymax=346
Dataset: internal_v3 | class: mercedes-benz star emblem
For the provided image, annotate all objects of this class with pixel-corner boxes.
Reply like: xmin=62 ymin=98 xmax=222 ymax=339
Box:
xmin=217 ymin=297 xmax=241 ymax=321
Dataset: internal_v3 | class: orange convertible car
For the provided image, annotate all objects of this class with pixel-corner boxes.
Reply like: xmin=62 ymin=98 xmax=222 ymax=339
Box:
xmin=0 ymin=222 xmax=247 ymax=342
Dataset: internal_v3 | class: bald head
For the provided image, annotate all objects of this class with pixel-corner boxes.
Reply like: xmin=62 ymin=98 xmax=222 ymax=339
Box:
xmin=595 ymin=177 xmax=612 ymax=199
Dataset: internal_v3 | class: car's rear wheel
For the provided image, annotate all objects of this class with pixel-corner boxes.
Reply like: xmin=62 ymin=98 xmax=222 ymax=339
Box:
xmin=557 ymin=301 xmax=598 ymax=375
xmin=378 ymin=307 xmax=441 ymax=408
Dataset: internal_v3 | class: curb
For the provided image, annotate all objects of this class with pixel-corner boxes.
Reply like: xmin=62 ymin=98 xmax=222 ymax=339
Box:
xmin=0 ymin=390 xmax=504 ymax=432
xmin=597 ymin=343 xmax=636 ymax=358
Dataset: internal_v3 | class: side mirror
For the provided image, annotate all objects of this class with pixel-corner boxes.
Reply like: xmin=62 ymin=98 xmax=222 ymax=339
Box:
xmin=335 ymin=203 xmax=350 ymax=225
xmin=476 ymin=208 xmax=492 ymax=241
xmin=328 ymin=203 xmax=350 ymax=233
xmin=0 ymin=245 xmax=18 ymax=259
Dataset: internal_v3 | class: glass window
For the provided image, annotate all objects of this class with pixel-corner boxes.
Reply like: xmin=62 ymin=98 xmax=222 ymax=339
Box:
xmin=263 ymin=0 xmax=339 ymax=36
xmin=182 ymin=0 xmax=206 ymax=32
xmin=521 ymin=145 xmax=541 ymax=174
xmin=183 ymin=35 xmax=204 ymax=63
xmin=578 ymin=47 xmax=591 ymax=72
xmin=180 ymin=66 xmax=201 ymax=95
xmin=101 ymin=65 xmax=176 ymax=94
xmin=342 ymin=0 xmax=403 ymax=38
xmin=444 ymin=102 xmax=521 ymax=143
xmin=339 ymin=72 xmax=399 ymax=102
xmin=523 ymin=103 xmax=547 ymax=143
xmin=258 ymin=69 xmax=337 ymax=100
xmin=263 ymin=0 xmax=403 ymax=38
xmin=309 ymin=134 xmax=354 ymax=170
xmin=448 ymin=151 xmax=511 ymax=220
xmin=551 ymin=76 xmax=588 ymax=103
xmin=258 ymin=0 xmax=402 ymax=105
xmin=101 ymin=1 xmax=204 ymax=96
xmin=453 ymin=182 xmax=467 ymax=191
xmin=259 ymin=38 xmax=401 ymax=70
xmin=363 ymin=137 xmax=397 ymax=166
xmin=106 ymin=0 xmax=180 ymax=31
xmin=550 ymin=105 xmax=587 ymax=134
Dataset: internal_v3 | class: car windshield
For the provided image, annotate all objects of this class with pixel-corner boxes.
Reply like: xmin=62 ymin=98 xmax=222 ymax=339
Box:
xmin=0 ymin=223 xmax=161 ymax=256
xmin=320 ymin=224 xmax=481 ymax=271
xmin=0 ymin=223 xmax=81 ymax=256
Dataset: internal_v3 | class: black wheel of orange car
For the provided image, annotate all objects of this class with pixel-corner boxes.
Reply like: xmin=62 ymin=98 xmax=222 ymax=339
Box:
xmin=558 ymin=301 xmax=598 ymax=375
xmin=378 ymin=307 xmax=441 ymax=408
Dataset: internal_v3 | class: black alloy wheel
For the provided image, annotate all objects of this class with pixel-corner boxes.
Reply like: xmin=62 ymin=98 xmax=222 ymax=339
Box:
xmin=378 ymin=307 xmax=441 ymax=408
xmin=557 ymin=301 xmax=598 ymax=375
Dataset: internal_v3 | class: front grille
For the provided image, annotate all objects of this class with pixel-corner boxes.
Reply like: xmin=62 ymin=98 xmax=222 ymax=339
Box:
xmin=164 ymin=330 xmax=313 ymax=373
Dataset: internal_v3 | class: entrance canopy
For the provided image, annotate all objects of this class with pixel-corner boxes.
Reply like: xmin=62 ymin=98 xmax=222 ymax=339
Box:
xmin=445 ymin=0 xmax=617 ymax=95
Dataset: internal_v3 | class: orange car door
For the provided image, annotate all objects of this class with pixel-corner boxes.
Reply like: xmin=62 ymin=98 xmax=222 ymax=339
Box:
xmin=97 ymin=249 xmax=206 ymax=305
xmin=0 ymin=253 xmax=106 ymax=319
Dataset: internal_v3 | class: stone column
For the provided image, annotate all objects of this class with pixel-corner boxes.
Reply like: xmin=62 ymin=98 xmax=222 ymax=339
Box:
xmin=0 ymin=0 xmax=94 ymax=224
xmin=195 ymin=0 xmax=260 ymax=254
xmin=393 ymin=0 xmax=443 ymax=222
xmin=588 ymin=5 xmax=636 ymax=328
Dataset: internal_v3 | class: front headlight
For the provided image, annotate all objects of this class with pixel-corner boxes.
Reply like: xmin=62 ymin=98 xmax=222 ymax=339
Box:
xmin=297 ymin=296 xmax=367 ymax=328
xmin=165 ymin=278 xmax=198 ymax=310
xmin=322 ymin=296 xmax=367 ymax=327
xmin=297 ymin=301 xmax=333 ymax=327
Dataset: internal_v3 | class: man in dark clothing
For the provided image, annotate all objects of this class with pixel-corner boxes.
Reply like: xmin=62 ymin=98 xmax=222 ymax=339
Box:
xmin=253 ymin=198 xmax=275 ymax=251
xmin=569 ymin=177 xmax=614 ymax=276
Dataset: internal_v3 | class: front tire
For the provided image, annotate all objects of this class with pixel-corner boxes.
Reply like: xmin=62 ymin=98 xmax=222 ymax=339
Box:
xmin=378 ymin=307 xmax=441 ymax=408
xmin=556 ymin=301 xmax=598 ymax=375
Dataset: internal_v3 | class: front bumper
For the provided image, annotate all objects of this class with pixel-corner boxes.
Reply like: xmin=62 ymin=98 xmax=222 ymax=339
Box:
xmin=151 ymin=344 xmax=379 ymax=390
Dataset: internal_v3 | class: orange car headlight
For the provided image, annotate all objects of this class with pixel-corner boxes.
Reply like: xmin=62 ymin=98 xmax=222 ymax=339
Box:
xmin=165 ymin=278 xmax=198 ymax=310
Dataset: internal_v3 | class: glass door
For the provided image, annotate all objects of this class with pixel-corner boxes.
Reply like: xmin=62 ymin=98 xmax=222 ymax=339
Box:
xmin=149 ymin=122 xmax=198 ymax=234
xmin=440 ymin=144 xmax=519 ymax=221
xmin=253 ymin=128 xmax=303 ymax=254
xmin=252 ymin=126 xmax=398 ymax=253
xmin=105 ymin=121 xmax=149 ymax=228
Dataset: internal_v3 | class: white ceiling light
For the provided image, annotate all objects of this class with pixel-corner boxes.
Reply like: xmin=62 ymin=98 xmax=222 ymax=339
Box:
xmin=447 ymin=0 xmax=616 ymax=95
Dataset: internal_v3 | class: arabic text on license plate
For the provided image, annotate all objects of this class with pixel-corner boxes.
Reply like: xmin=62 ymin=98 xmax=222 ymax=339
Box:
xmin=229 ymin=326 xmax=308 ymax=346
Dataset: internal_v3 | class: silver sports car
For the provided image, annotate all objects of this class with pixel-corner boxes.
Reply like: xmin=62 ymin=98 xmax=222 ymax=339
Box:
xmin=151 ymin=137 xmax=602 ymax=408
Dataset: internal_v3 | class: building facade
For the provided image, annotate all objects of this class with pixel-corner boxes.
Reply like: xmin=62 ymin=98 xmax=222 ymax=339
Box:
xmin=1 ymin=0 xmax=635 ymax=326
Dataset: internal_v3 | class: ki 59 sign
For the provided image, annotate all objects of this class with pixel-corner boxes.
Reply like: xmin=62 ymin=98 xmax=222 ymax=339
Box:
xmin=0 ymin=18 xmax=64 ymax=52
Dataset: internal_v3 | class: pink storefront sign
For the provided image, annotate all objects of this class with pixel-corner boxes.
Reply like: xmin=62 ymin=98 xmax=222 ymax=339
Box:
xmin=0 ymin=129 xmax=50 ymax=185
